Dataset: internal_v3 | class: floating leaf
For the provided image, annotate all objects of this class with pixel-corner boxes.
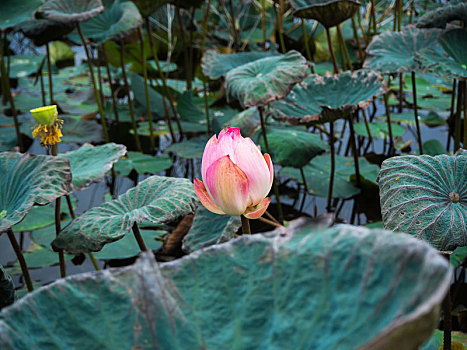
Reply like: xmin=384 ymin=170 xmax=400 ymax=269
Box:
xmin=0 ymin=264 xmax=15 ymax=310
xmin=0 ymin=0 xmax=43 ymax=30
xmin=61 ymin=116 xmax=104 ymax=144
xmin=114 ymin=152 xmax=172 ymax=176
xmin=7 ymin=55 xmax=45 ymax=79
xmin=0 ymin=152 xmax=71 ymax=233
xmin=377 ymin=153 xmax=467 ymax=251
xmin=164 ymin=136 xmax=210 ymax=159
xmin=53 ymin=175 xmax=198 ymax=253
xmin=35 ymin=0 xmax=104 ymax=24
xmin=365 ymin=27 xmax=442 ymax=74
xmin=416 ymin=3 xmax=467 ymax=29
xmin=353 ymin=121 xmax=405 ymax=139
xmin=225 ymin=50 xmax=308 ymax=108
xmin=61 ymin=143 xmax=126 ymax=191
xmin=182 ymin=206 xmax=240 ymax=253
xmin=271 ymin=70 xmax=386 ymax=125
xmin=31 ymin=220 xmax=71 ymax=247
xmin=423 ymin=139 xmax=447 ymax=156
xmin=0 ymin=222 xmax=452 ymax=349
xmin=290 ymin=0 xmax=360 ymax=28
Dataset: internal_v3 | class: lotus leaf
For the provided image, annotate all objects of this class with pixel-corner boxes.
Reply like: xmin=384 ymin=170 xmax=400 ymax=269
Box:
xmin=31 ymin=220 xmax=71 ymax=247
xmin=271 ymin=70 xmax=386 ymax=124
xmin=7 ymin=55 xmax=45 ymax=79
xmin=132 ymin=0 xmax=203 ymax=17
xmin=35 ymin=0 xmax=104 ymax=24
xmin=163 ymin=136 xmax=210 ymax=159
xmin=364 ymin=27 xmax=442 ymax=74
xmin=176 ymin=91 xmax=204 ymax=124
xmin=353 ymin=121 xmax=405 ymax=139
xmin=52 ymin=175 xmax=198 ymax=253
xmin=377 ymin=153 xmax=467 ymax=251
xmin=0 ymin=221 xmax=452 ymax=349
xmin=61 ymin=116 xmax=104 ymax=144
xmin=417 ymin=3 xmax=467 ymax=29
xmin=422 ymin=140 xmax=447 ymax=156
xmin=0 ymin=264 xmax=15 ymax=309
xmin=114 ymin=152 xmax=172 ymax=176
xmin=130 ymin=72 xmax=165 ymax=118
xmin=201 ymin=50 xmax=278 ymax=80
xmin=225 ymin=50 xmax=308 ymax=108
xmin=421 ymin=329 xmax=467 ymax=350
xmin=14 ymin=19 xmax=74 ymax=46
xmin=0 ymin=0 xmax=43 ymax=30
xmin=61 ymin=143 xmax=126 ymax=191
xmin=0 ymin=152 xmax=71 ymax=233
xmin=13 ymin=243 xmax=73 ymax=270
xmin=224 ymin=107 xmax=260 ymax=138
xmin=182 ymin=206 xmax=240 ymax=253
xmin=290 ymin=0 xmax=360 ymax=28
xmin=0 ymin=127 xmax=18 ymax=153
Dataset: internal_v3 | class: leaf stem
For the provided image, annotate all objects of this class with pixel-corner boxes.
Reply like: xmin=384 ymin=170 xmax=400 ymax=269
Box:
xmin=325 ymin=27 xmax=339 ymax=74
xmin=101 ymin=46 xmax=119 ymax=124
xmin=46 ymin=43 xmax=54 ymax=104
xmin=132 ymin=223 xmax=148 ymax=252
xmin=7 ymin=229 xmax=33 ymax=292
xmin=411 ymin=71 xmax=423 ymax=154
xmin=442 ymin=253 xmax=452 ymax=350
xmin=241 ymin=215 xmax=251 ymax=235
xmin=327 ymin=121 xmax=335 ymax=211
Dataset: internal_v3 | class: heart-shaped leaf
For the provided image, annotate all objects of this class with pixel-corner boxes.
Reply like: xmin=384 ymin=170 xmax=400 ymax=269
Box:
xmin=416 ymin=3 xmax=467 ymax=29
xmin=0 ymin=152 xmax=71 ymax=233
xmin=377 ymin=153 xmax=467 ymax=251
xmin=0 ymin=264 xmax=15 ymax=310
xmin=35 ymin=0 xmax=104 ymax=24
xmin=225 ymin=50 xmax=308 ymax=107
xmin=114 ymin=152 xmax=172 ymax=176
xmin=52 ymin=175 xmax=198 ymax=253
xmin=0 ymin=222 xmax=451 ymax=349
xmin=290 ymin=0 xmax=360 ymax=28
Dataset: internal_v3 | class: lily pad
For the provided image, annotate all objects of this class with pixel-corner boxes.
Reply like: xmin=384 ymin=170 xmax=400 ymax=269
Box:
xmin=13 ymin=243 xmax=74 ymax=270
xmin=52 ymin=175 xmax=198 ymax=253
xmin=353 ymin=121 xmax=405 ymax=139
xmin=0 ymin=264 xmax=15 ymax=310
xmin=201 ymin=50 xmax=278 ymax=80
xmin=271 ymin=70 xmax=386 ymax=125
xmin=61 ymin=143 xmax=126 ymax=191
xmin=377 ymin=153 xmax=467 ymax=251
xmin=416 ymin=3 xmax=467 ymax=29
xmin=182 ymin=206 xmax=241 ymax=253
xmin=164 ymin=136 xmax=210 ymax=159
xmin=114 ymin=152 xmax=172 ymax=176
xmin=290 ymin=0 xmax=360 ymax=28
xmin=61 ymin=116 xmax=104 ymax=144
xmin=0 ymin=152 xmax=71 ymax=233
xmin=365 ymin=27 xmax=442 ymax=74
xmin=35 ymin=0 xmax=104 ymax=24
xmin=31 ymin=219 xmax=71 ymax=247
xmin=0 ymin=222 xmax=452 ymax=349
xmin=0 ymin=0 xmax=43 ymax=30
xmin=14 ymin=18 xmax=74 ymax=46
xmin=7 ymin=55 xmax=45 ymax=79
xmin=225 ymin=50 xmax=308 ymax=108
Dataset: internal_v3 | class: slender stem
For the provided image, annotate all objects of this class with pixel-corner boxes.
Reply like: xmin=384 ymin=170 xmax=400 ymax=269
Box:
xmin=351 ymin=15 xmax=364 ymax=62
xmin=398 ymin=0 xmax=403 ymax=32
xmin=138 ymin=26 xmax=155 ymax=152
xmin=383 ymin=92 xmax=395 ymax=155
xmin=76 ymin=23 xmax=109 ymax=143
xmin=370 ymin=0 xmax=377 ymax=35
xmin=393 ymin=0 xmax=398 ymax=32
xmin=261 ymin=0 xmax=267 ymax=49
xmin=442 ymin=253 xmax=452 ymax=350
xmin=325 ymin=27 xmax=339 ymax=74
xmin=454 ymin=81 xmax=463 ymax=151
xmin=201 ymin=0 xmax=212 ymax=133
xmin=327 ymin=121 xmax=335 ymax=211
xmin=273 ymin=0 xmax=286 ymax=54
xmin=119 ymin=40 xmax=142 ymax=152
xmin=462 ymin=81 xmax=467 ymax=148
xmin=46 ymin=43 xmax=54 ymax=104
xmin=40 ymin=72 xmax=46 ymax=106
xmin=258 ymin=216 xmax=283 ymax=228
xmin=361 ymin=108 xmax=373 ymax=144
xmin=202 ymin=81 xmax=211 ymax=133
xmin=176 ymin=7 xmax=192 ymax=89
xmin=101 ymin=46 xmax=119 ymax=124
xmin=7 ymin=229 xmax=34 ymax=292
xmin=447 ymin=79 xmax=457 ymax=151
xmin=96 ymin=47 xmax=104 ymax=107
xmin=411 ymin=71 xmax=423 ymax=154
xmin=348 ymin=114 xmax=361 ymax=187
xmin=337 ymin=24 xmax=352 ymax=71
xmin=301 ymin=19 xmax=312 ymax=64
xmin=240 ymin=215 xmax=251 ymax=235
xmin=299 ymin=167 xmax=308 ymax=213
xmin=228 ymin=0 xmax=240 ymax=51
xmin=131 ymin=223 xmax=148 ymax=252
xmin=399 ymin=72 xmax=404 ymax=113
xmin=265 ymin=210 xmax=280 ymax=224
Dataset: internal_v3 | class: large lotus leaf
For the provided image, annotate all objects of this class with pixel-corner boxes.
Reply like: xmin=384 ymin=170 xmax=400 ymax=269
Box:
xmin=61 ymin=116 xmax=104 ymax=144
xmin=353 ymin=121 xmax=405 ymax=139
xmin=61 ymin=143 xmax=126 ymax=191
xmin=225 ymin=50 xmax=308 ymax=108
xmin=0 ymin=0 xmax=43 ymax=30
xmin=417 ymin=3 xmax=467 ymax=29
xmin=129 ymin=72 xmax=165 ymax=118
xmin=52 ymin=175 xmax=198 ymax=253
xmin=131 ymin=0 xmax=203 ymax=16
xmin=0 ymin=153 xmax=71 ymax=233
xmin=71 ymin=0 xmax=142 ymax=44
xmin=201 ymin=50 xmax=278 ymax=80
xmin=290 ymin=0 xmax=360 ymax=28
xmin=114 ymin=152 xmax=173 ymax=177
xmin=224 ymin=107 xmax=260 ymax=138
xmin=0 ymin=264 xmax=15 ymax=310
xmin=364 ymin=27 xmax=442 ymax=74
xmin=271 ymin=70 xmax=386 ymax=125
xmin=12 ymin=243 xmax=73 ymax=271
xmin=0 ymin=222 xmax=452 ymax=349
xmin=258 ymin=126 xmax=329 ymax=168
xmin=35 ymin=0 xmax=104 ymax=24
xmin=163 ymin=136 xmax=210 ymax=159
xmin=377 ymin=153 xmax=467 ymax=251
xmin=14 ymin=19 xmax=74 ymax=46
xmin=182 ymin=206 xmax=241 ymax=253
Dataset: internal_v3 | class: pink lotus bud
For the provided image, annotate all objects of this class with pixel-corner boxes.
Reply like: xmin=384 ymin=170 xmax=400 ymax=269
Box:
xmin=194 ymin=127 xmax=274 ymax=219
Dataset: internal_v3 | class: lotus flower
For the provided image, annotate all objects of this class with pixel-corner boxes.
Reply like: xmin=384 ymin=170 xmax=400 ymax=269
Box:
xmin=194 ymin=127 xmax=274 ymax=219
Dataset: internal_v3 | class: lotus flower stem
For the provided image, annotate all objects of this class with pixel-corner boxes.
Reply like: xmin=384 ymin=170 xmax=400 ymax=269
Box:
xmin=397 ymin=0 xmax=403 ymax=32
xmin=0 ymin=32 xmax=23 ymax=152
xmin=6 ymin=229 xmax=34 ymax=292
xmin=325 ymin=27 xmax=339 ymax=74
xmin=411 ymin=72 xmax=423 ymax=154
xmin=132 ymin=223 xmax=148 ymax=252
xmin=45 ymin=43 xmax=54 ymax=104
xmin=383 ymin=93 xmax=395 ymax=155
xmin=241 ymin=215 xmax=251 ymax=235
xmin=361 ymin=109 xmax=373 ymax=145
xmin=454 ymin=81 xmax=463 ymax=151
xmin=265 ymin=211 xmax=280 ymax=225
xmin=351 ymin=16 xmax=364 ymax=62
xmin=138 ymin=26 xmax=156 ymax=152
xmin=337 ymin=25 xmax=353 ymax=71
xmin=258 ymin=216 xmax=283 ymax=228
xmin=348 ymin=115 xmax=361 ymax=187
xmin=398 ymin=73 xmax=404 ymax=113
xmin=101 ymin=46 xmax=119 ymax=124
xmin=299 ymin=167 xmax=308 ymax=213
xmin=40 ymin=71 xmax=46 ymax=106
xmin=301 ymin=19 xmax=313 ymax=69
xmin=327 ymin=122 xmax=335 ymax=211
xmin=227 ymin=0 xmax=240 ymax=51
xmin=176 ymin=6 xmax=192 ymax=89
xmin=119 ymin=40 xmax=142 ymax=152
xmin=442 ymin=253 xmax=452 ymax=350
xmin=96 ymin=48 xmax=104 ymax=107
xmin=76 ymin=23 xmax=110 ymax=144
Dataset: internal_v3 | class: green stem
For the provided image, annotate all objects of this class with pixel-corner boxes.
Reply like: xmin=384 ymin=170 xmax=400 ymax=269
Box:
xmin=462 ymin=81 xmax=467 ymax=148
xmin=325 ymin=27 xmax=339 ymax=74
xmin=274 ymin=0 xmax=286 ymax=54
xmin=399 ymin=72 xmax=403 ymax=113
xmin=46 ymin=43 xmax=54 ymax=104
xmin=351 ymin=15 xmax=364 ymax=62
xmin=40 ymin=71 xmax=46 ymax=106
xmin=228 ymin=0 xmax=240 ymax=50
xmin=383 ymin=92 xmax=395 ymax=155
xmin=101 ymin=46 xmax=119 ymax=124
xmin=176 ymin=7 xmax=192 ymax=89
xmin=96 ymin=47 xmax=104 ymax=108
xmin=299 ymin=167 xmax=308 ymax=213
xmin=132 ymin=223 xmax=148 ymax=252
xmin=301 ymin=19 xmax=314 ymax=73
xmin=454 ymin=81 xmax=463 ymax=151
xmin=348 ymin=114 xmax=361 ymax=188
xmin=442 ymin=253 xmax=452 ymax=350
xmin=261 ymin=0 xmax=267 ymax=49
xmin=327 ymin=121 xmax=335 ymax=211
xmin=411 ymin=71 xmax=423 ymax=154
xmin=337 ymin=24 xmax=352 ymax=70
xmin=371 ymin=0 xmax=377 ymax=35
xmin=201 ymin=0 xmax=212 ymax=133
xmin=240 ymin=215 xmax=251 ymax=235
xmin=7 ymin=229 xmax=34 ymax=292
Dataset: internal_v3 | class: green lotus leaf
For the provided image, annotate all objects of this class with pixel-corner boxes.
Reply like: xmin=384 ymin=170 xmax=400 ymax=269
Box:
xmin=129 ymin=72 xmax=165 ymax=118
xmin=271 ymin=70 xmax=386 ymax=125
xmin=377 ymin=153 xmax=467 ymax=251
xmin=182 ymin=206 xmax=240 ymax=253
xmin=35 ymin=0 xmax=104 ymax=24
xmin=7 ymin=55 xmax=45 ymax=79
xmin=225 ymin=50 xmax=308 ymax=108
xmin=224 ymin=107 xmax=260 ymax=138
xmin=258 ymin=126 xmax=329 ymax=168
xmin=61 ymin=143 xmax=127 ymax=191
xmin=364 ymin=27 xmax=442 ymax=74
xmin=132 ymin=0 xmax=203 ymax=17
xmin=52 ymin=175 xmax=198 ymax=253
xmin=0 ymin=0 xmax=43 ymax=30
xmin=114 ymin=152 xmax=172 ymax=176
xmin=14 ymin=19 xmax=74 ymax=46
xmin=422 ymin=139 xmax=447 ymax=156
xmin=0 ymin=222 xmax=452 ymax=349
xmin=290 ymin=0 xmax=360 ymax=28
xmin=31 ymin=220 xmax=71 ymax=247
xmin=282 ymin=154 xmax=380 ymax=197
xmin=61 ymin=116 xmax=104 ymax=144
xmin=378 ymin=111 xmax=445 ymax=127
xmin=421 ymin=329 xmax=467 ymax=350
xmin=176 ymin=91 xmax=204 ymax=124
xmin=201 ymin=50 xmax=278 ymax=80
xmin=0 ymin=264 xmax=15 ymax=310
xmin=163 ymin=136 xmax=210 ymax=159
xmin=353 ymin=121 xmax=405 ymax=139
xmin=12 ymin=243 xmax=74 ymax=270
xmin=417 ymin=3 xmax=467 ymax=29
xmin=0 ymin=127 xmax=18 ymax=153
xmin=0 ymin=152 xmax=71 ymax=233
xmin=71 ymin=0 xmax=142 ymax=44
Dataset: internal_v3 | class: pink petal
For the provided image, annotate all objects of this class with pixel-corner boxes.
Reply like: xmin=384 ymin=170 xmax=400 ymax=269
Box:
xmin=194 ymin=179 xmax=225 ymax=215
xmin=264 ymin=153 xmax=274 ymax=189
xmin=244 ymin=197 xmax=271 ymax=219
xmin=205 ymin=155 xmax=250 ymax=216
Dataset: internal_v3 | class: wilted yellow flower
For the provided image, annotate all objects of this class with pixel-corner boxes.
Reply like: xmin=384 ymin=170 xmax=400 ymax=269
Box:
xmin=30 ymin=105 xmax=63 ymax=148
